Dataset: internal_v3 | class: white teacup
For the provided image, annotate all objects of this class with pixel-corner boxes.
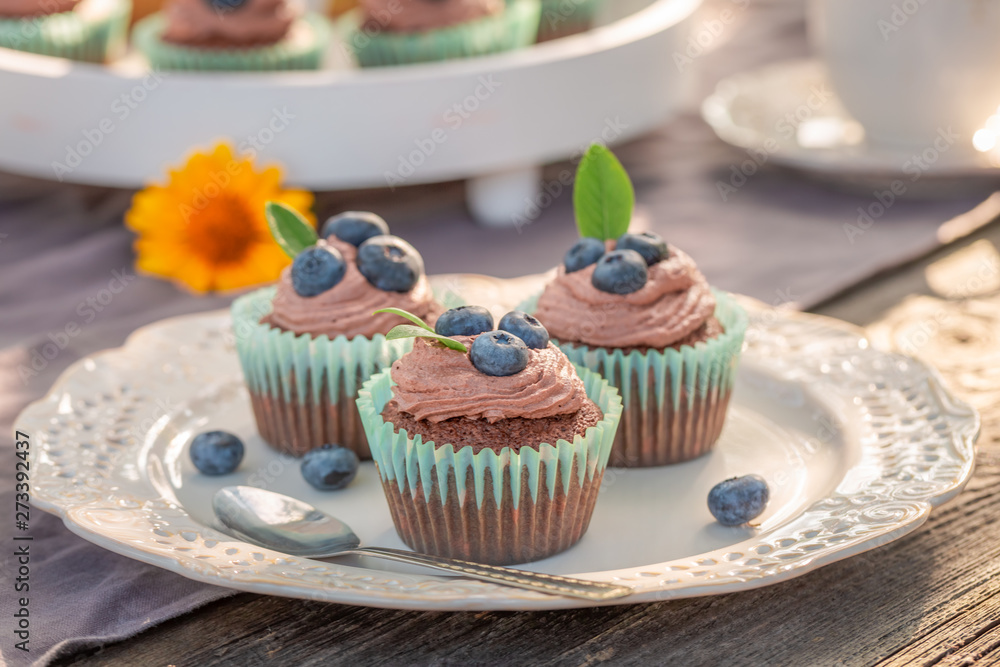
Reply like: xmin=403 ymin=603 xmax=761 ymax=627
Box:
xmin=809 ymin=0 xmax=1000 ymax=151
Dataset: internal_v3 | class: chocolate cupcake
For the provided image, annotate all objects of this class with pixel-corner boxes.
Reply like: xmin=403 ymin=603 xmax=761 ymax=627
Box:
xmin=0 ymin=0 xmax=130 ymax=62
xmin=232 ymin=207 xmax=446 ymax=460
xmin=522 ymin=145 xmax=747 ymax=467
xmin=133 ymin=0 xmax=328 ymax=70
xmin=356 ymin=306 xmax=622 ymax=565
xmin=346 ymin=0 xmax=540 ymax=67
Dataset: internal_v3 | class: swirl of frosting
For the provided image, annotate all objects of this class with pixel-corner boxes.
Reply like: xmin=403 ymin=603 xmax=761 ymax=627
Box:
xmin=534 ymin=244 xmax=717 ymax=349
xmin=360 ymin=0 xmax=502 ymax=32
xmin=0 ymin=0 xmax=77 ymax=18
xmin=161 ymin=0 xmax=297 ymax=46
xmin=390 ymin=336 xmax=588 ymax=423
xmin=263 ymin=238 xmax=441 ymax=339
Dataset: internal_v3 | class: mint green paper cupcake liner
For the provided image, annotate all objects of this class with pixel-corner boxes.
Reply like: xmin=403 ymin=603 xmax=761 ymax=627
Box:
xmin=134 ymin=13 xmax=329 ymax=71
xmin=357 ymin=365 xmax=622 ymax=565
xmin=537 ymin=0 xmax=602 ymax=41
xmin=345 ymin=0 xmax=541 ymax=68
xmin=521 ymin=288 xmax=747 ymax=467
xmin=232 ymin=286 xmax=411 ymax=460
xmin=0 ymin=0 xmax=130 ymax=63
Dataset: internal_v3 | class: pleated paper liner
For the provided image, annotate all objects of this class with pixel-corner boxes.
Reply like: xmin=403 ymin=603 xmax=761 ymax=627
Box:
xmin=232 ymin=286 xmax=411 ymax=459
xmin=133 ymin=13 xmax=329 ymax=71
xmin=343 ymin=0 xmax=541 ymax=67
xmin=536 ymin=0 xmax=603 ymax=42
xmin=0 ymin=0 xmax=130 ymax=63
xmin=520 ymin=288 xmax=748 ymax=467
xmin=357 ymin=366 xmax=622 ymax=566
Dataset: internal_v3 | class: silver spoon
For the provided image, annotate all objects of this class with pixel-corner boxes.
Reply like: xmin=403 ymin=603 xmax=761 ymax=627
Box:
xmin=212 ymin=486 xmax=631 ymax=602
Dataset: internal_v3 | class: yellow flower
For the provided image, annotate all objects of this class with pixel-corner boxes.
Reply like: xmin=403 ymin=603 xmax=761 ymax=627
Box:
xmin=126 ymin=144 xmax=314 ymax=294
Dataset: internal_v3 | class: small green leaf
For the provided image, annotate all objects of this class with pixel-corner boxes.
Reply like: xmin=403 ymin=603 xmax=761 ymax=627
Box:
xmin=265 ymin=201 xmax=318 ymax=259
xmin=572 ymin=144 xmax=635 ymax=240
xmin=373 ymin=308 xmax=434 ymax=333
xmin=385 ymin=325 xmax=468 ymax=353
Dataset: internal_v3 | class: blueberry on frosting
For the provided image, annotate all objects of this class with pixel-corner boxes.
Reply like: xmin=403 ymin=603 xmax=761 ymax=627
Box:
xmin=321 ymin=211 xmax=389 ymax=247
xmin=564 ymin=237 xmax=605 ymax=273
xmin=357 ymin=235 xmax=424 ymax=292
xmin=291 ymin=245 xmax=347 ymax=297
xmin=616 ymin=232 xmax=668 ymax=266
xmin=498 ymin=311 xmax=549 ymax=350
xmin=591 ymin=249 xmax=648 ymax=295
xmin=435 ymin=306 xmax=494 ymax=337
xmin=470 ymin=331 xmax=529 ymax=377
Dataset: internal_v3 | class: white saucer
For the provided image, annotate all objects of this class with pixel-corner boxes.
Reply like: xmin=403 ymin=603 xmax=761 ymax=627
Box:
xmin=701 ymin=59 xmax=1000 ymax=191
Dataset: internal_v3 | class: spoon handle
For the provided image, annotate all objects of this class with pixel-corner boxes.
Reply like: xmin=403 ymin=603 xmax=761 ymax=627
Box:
xmin=352 ymin=547 xmax=631 ymax=601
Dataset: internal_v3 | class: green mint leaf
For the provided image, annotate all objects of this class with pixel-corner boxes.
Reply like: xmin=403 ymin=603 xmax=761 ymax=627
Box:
xmin=373 ymin=308 xmax=434 ymax=333
xmin=385 ymin=325 xmax=468 ymax=353
xmin=572 ymin=144 xmax=635 ymax=240
xmin=265 ymin=201 xmax=318 ymax=259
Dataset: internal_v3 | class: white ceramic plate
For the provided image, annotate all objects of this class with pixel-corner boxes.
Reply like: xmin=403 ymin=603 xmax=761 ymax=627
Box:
xmin=17 ymin=276 xmax=979 ymax=610
xmin=701 ymin=59 xmax=1000 ymax=192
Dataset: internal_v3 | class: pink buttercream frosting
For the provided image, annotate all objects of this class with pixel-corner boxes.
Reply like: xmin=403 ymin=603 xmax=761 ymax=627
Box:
xmin=263 ymin=238 xmax=441 ymax=340
xmin=534 ymin=244 xmax=717 ymax=350
xmin=0 ymin=0 xmax=77 ymax=17
xmin=161 ymin=0 xmax=297 ymax=46
xmin=390 ymin=336 xmax=588 ymax=423
xmin=360 ymin=0 xmax=502 ymax=32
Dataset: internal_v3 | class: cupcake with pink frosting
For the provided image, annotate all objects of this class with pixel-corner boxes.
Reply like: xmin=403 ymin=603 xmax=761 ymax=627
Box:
xmin=232 ymin=205 xmax=446 ymax=460
xmin=346 ymin=0 xmax=540 ymax=67
xmin=356 ymin=304 xmax=622 ymax=565
xmin=133 ymin=0 xmax=328 ymax=70
xmin=523 ymin=145 xmax=747 ymax=467
xmin=0 ymin=0 xmax=130 ymax=62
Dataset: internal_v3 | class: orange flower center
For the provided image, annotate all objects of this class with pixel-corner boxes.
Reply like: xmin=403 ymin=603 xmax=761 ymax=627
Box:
xmin=185 ymin=195 xmax=260 ymax=265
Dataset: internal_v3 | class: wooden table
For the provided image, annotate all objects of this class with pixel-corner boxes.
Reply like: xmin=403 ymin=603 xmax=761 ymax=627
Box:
xmin=52 ymin=218 xmax=1000 ymax=666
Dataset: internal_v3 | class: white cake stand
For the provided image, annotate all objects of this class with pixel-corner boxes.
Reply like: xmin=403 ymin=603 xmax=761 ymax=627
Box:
xmin=0 ymin=0 xmax=700 ymax=225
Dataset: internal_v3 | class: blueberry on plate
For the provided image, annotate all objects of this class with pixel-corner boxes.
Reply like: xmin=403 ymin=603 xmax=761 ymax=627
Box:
xmin=321 ymin=211 xmax=389 ymax=247
xmin=435 ymin=306 xmax=494 ymax=337
xmin=470 ymin=331 xmax=530 ymax=377
xmin=498 ymin=311 xmax=549 ymax=350
xmin=291 ymin=245 xmax=347 ymax=298
xmin=616 ymin=232 xmax=669 ymax=266
xmin=591 ymin=249 xmax=648 ymax=295
xmin=707 ymin=475 xmax=770 ymax=526
xmin=190 ymin=431 xmax=244 ymax=476
xmin=357 ymin=235 xmax=424 ymax=292
xmin=301 ymin=444 xmax=359 ymax=491
xmin=564 ymin=237 xmax=605 ymax=273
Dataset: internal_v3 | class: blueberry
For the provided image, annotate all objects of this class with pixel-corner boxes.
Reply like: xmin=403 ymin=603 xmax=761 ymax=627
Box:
xmin=189 ymin=431 xmax=244 ymax=476
xmin=591 ymin=249 xmax=648 ymax=295
xmin=616 ymin=232 xmax=669 ymax=266
xmin=301 ymin=444 xmax=359 ymax=491
xmin=564 ymin=237 xmax=605 ymax=273
xmin=291 ymin=245 xmax=346 ymax=298
xmin=205 ymin=0 xmax=246 ymax=11
xmin=320 ymin=211 xmax=389 ymax=247
xmin=707 ymin=475 xmax=770 ymax=526
xmin=470 ymin=331 xmax=530 ymax=377
xmin=435 ymin=306 xmax=494 ymax=337
xmin=356 ymin=235 xmax=424 ymax=292
xmin=498 ymin=311 xmax=549 ymax=350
